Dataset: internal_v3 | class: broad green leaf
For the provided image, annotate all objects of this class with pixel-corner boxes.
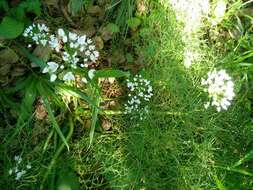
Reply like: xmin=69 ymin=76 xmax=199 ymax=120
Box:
xmin=95 ymin=69 xmax=130 ymax=78
xmin=127 ymin=17 xmax=141 ymax=28
xmin=42 ymin=96 xmax=69 ymax=151
xmin=17 ymin=43 xmax=47 ymax=68
xmin=106 ymin=23 xmax=120 ymax=33
xmin=0 ymin=16 xmax=24 ymax=39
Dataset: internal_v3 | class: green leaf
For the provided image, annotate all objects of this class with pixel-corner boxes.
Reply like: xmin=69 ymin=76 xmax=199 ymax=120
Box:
xmin=95 ymin=69 xmax=130 ymax=78
xmin=127 ymin=17 xmax=141 ymax=28
xmin=0 ymin=0 xmax=9 ymax=11
xmin=10 ymin=4 xmax=26 ymax=21
xmin=42 ymin=96 xmax=69 ymax=151
xmin=55 ymin=83 xmax=98 ymax=109
xmin=68 ymin=0 xmax=83 ymax=15
xmin=0 ymin=16 xmax=24 ymax=39
xmin=106 ymin=23 xmax=120 ymax=33
xmin=16 ymin=43 xmax=47 ymax=68
xmin=25 ymin=0 xmax=41 ymax=16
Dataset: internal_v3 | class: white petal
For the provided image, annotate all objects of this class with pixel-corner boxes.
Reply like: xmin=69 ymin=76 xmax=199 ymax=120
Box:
xmin=47 ymin=62 xmax=59 ymax=73
xmin=42 ymin=67 xmax=49 ymax=73
xmin=63 ymin=72 xmax=75 ymax=81
xmin=50 ymin=74 xmax=57 ymax=82
xmin=88 ymin=69 xmax=96 ymax=79
xmin=58 ymin=28 xmax=65 ymax=37
xmin=69 ymin=32 xmax=77 ymax=41
xmin=82 ymin=77 xmax=88 ymax=83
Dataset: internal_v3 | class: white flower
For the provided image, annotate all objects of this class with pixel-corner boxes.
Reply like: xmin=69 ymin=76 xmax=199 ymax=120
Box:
xmin=43 ymin=62 xmax=59 ymax=73
xmin=15 ymin=172 xmax=22 ymax=180
xmin=63 ymin=72 xmax=75 ymax=81
xmin=49 ymin=35 xmax=61 ymax=52
xmin=125 ymin=75 xmax=153 ymax=119
xmin=58 ymin=28 xmax=65 ymax=37
xmin=88 ymin=69 xmax=96 ymax=79
xmin=77 ymin=35 xmax=86 ymax=45
xmin=69 ymin=32 xmax=77 ymax=41
xmin=40 ymin=39 xmax=48 ymax=46
xmin=26 ymin=163 xmax=32 ymax=169
xmin=8 ymin=169 xmax=13 ymax=175
xmin=201 ymin=69 xmax=235 ymax=112
xmin=50 ymin=74 xmax=57 ymax=82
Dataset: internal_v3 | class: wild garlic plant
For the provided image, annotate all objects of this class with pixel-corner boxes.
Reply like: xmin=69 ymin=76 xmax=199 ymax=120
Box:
xmin=23 ymin=23 xmax=99 ymax=83
xmin=124 ymin=75 xmax=153 ymax=120
xmin=201 ymin=69 xmax=235 ymax=112
xmin=8 ymin=155 xmax=32 ymax=181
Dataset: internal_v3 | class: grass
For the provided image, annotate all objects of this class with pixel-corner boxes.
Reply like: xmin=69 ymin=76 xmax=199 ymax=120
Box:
xmin=1 ymin=0 xmax=253 ymax=189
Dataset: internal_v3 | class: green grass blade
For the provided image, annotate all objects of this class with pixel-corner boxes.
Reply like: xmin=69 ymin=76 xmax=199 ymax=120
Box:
xmin=232 ymin=148 xmax=253 ymax=168
xmin=42 ymin=96 xmax=69 ymax=151
xmin=215 ymin=165 xmax=253 ymax=177
xmin=213 ymin=175 xmax=227 ymax=190
xmin=94 ymin=69 xmax=130 ymax=78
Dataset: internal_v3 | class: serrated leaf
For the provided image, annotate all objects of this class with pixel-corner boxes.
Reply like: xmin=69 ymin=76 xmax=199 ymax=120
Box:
xmin=0 ymin=16 xmax=24 ymax=39
xmin=95 ymin=69 xmax=130 ymax=78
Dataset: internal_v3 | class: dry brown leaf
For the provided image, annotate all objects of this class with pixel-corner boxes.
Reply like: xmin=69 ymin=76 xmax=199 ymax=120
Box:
xmin=35 ymin=104 xmax=48 ymax=120
xmin=101 ymin=118 xmax=112 ymax=131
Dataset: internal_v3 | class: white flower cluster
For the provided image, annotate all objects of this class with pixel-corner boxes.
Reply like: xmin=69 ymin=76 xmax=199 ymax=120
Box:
xmin=23 ymin=23 xmax=50 ymax=46
xmin=23 ymin=24 xmax=99 ymax=82
xmin=201 ymin=69 xmax=235 ymax=112
xmin=124 ymin=75 xmax=153 ymax=120
xmin=8 ymin=155 xmax=32 ymax=181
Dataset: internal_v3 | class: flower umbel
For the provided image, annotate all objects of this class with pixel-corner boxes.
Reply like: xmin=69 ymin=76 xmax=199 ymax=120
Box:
xmin=124 ymin=75 xmax=153 ymax=120
xmin=8 ymin=155 xmax=32 ymax=181
xmin=23 ymin=24 xmax=100 ymax=83
xmin=201 ymin=69 xmax=235 ymax=112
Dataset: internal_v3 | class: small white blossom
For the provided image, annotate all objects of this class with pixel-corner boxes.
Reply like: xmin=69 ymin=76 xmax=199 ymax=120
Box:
xmin=63 ymin=72 xmax=75 ymax=81
xmin=42 ymin=62 xmax=59 ymax=73
xmin=201 ymin=69 xmax=235 ymax=112
xmin=88 ymin=69 xmax=96 ymax=79
xmin=50 ymin=74 xmax=57 ymax=82
xmin=69 ymin=32 xmax=77 ymax=41
xmin=8 ymin=169 xmax=13 ymax=175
